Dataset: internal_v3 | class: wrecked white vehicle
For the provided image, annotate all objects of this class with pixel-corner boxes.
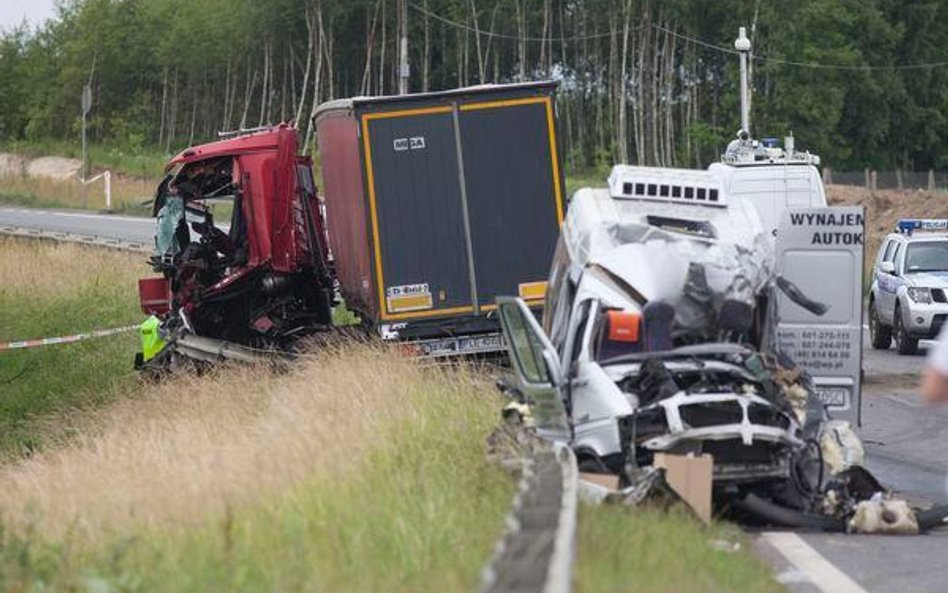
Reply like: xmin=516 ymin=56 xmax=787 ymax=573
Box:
xmin=495 ymin=160 xmax=911 ymax=528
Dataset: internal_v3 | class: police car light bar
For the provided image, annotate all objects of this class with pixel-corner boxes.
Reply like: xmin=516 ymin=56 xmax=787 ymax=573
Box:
xmin=897 ymin=218 xmax=948 ymax=235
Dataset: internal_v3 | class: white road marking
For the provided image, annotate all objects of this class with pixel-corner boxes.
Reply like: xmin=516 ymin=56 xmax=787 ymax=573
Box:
xmin=0 ymin=207 xmax=149 ymax=224
xmin=885 ymin=394 xmax=924 ymax=408
xmin=760 ymin=532 xmax=869 ymax=593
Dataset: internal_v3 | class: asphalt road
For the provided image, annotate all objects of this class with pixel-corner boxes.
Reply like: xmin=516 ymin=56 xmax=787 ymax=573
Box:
xmin=3 ymin=206 xmax=947 ymax=593
xmin=0 ymin=206 xmax=155 ymax=244
xmin=761 ymin=336 xmax=948 ymax=593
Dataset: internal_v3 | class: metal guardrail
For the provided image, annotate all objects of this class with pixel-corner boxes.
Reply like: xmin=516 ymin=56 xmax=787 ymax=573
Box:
xmin=479 ymin=440 xmax=578 ymax=593
xmin=0 ymin=225 xmax=151 ymax=253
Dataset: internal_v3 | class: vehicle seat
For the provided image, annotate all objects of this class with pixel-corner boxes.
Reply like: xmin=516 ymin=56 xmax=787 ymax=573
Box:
xmin=598 ymin=310 xmax=643 ymax=360
xmin=718 ymin=298 xmax=754 ymax=342
xmin=642 ymin=301 xmax=675 ymax=352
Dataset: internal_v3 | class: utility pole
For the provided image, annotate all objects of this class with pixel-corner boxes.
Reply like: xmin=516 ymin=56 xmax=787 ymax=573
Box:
xmin=398 ymin=0 xmax=409 ymax=94
xmin=81 ymin=83 xmax=92 ymax=179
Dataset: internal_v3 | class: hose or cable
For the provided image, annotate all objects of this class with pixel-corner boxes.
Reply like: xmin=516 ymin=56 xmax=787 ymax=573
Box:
xmin=733 ymin=492 xmax=845 ymax=531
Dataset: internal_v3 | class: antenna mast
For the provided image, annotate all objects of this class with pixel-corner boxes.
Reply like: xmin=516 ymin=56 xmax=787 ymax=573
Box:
xmin=735 ymin=27 xmax=752 ymax=135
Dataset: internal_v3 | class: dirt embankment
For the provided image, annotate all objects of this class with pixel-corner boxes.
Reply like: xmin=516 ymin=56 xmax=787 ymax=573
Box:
xmin=827 ymin=185 xmax=948 ymax=261
xmin=0 ymin=153 xmax=82 ymax=181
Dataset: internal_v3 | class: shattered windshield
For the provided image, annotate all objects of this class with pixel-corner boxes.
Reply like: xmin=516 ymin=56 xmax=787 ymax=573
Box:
xmin=905 ymin=241 xmax=948 ymax=273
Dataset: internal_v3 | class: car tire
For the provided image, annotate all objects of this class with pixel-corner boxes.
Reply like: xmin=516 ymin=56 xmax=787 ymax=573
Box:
xmin=868 ymin=301 xmax=892 ymax=350
xmin=894 ymin=305 xmax=918 ymax=355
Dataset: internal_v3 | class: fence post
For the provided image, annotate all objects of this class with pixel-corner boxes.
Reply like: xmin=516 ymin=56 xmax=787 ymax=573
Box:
xmin=864 ymin=168 xmax=870 ymax=190
xmin=896 ymin=169 xmax=903 ymax=190
xmin=928 ymin=169 xmax=935 ymax=192
xmin=871 ymin=170 xmax=878 ymax=193
xmin=822 ymin=167 xmax=832 ymax=185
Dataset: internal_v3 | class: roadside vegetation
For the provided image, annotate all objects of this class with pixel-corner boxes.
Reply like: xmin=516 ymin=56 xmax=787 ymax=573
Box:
xmin=577 ymin=504 xmax=785 ymax=593
xmin=0 ymin=139 xmax=169 ymax=179
xmin=0 ymin=172 xmax=155 ymax=214
xmin=0 ymin=237 xmax=143 ymax=457
xmin=0 ymin=346 xmax=513 ymax=593
xmin=0 ymin=236 xmax=794 ymax=592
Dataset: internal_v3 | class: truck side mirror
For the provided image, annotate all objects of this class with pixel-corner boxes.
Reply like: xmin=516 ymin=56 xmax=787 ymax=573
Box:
xmin=879 ymin=261 xmax=896 ymax=275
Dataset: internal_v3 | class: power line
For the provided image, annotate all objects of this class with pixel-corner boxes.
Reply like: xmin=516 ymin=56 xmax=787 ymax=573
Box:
xmin=409 ymin=2 xmax=623 ymax=42
xmin=654 ymin=23 xmax=948 ymax=71
xmin=409 ymin=8 xmax=948 ymax=71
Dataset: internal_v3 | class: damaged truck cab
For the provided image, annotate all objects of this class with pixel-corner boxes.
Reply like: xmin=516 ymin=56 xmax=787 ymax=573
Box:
xmin=137 ymin=125 xmax=334 ymax=367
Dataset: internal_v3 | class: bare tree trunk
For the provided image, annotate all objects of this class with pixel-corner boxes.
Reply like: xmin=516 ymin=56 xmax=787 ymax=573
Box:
xmin=322 ymin=8 xmax=334 ymax=101
xmin=469 ymin=0 xmax=486 ymax=83
xmin=239 ymin=65 xmax=257 ymax=131
xmin=360 ymin=0 xmax=381 ymax=96
xmin=634 ymin=6 xmax=647 ymax=165
xmin=617 ymin=0 xmax=633 ymax=164
xmin=539 ymin=0 xmax=549 ymax=75
xmin=422 ymin=0 xmax=430 ymax=91
xmin=159 ymin=66 xmax=168 ymax=147
xmin=304 ymin=0 xmax=326 ymax=153
xmin=482 ymin=3 xmax=500 ymax=82
xmin=378 ymin=0 xmax=387 ymax=95
xmin=297 ymin=5 xmax=315 ymax=124
xmin=516 ymin=0 xmax=526 ymax=80
xmin=258 ymin=42 xmax=270 ymax=126
xmin=167 ymin=67 xmax=179 ymax=153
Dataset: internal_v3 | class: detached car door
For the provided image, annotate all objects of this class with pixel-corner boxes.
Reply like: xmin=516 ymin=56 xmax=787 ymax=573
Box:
xmin=496 ymin=296 xmax=571 ymax=442
xmin=775 ymin=207 xmax=865 ymax=426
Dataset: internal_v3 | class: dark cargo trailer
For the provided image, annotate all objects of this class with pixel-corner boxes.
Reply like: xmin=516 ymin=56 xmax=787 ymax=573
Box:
xmin=314 ymin=81 xmax=565 ymax=356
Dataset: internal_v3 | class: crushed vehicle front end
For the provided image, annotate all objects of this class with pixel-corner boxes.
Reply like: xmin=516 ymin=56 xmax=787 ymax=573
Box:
xmin=496 ymin=163 xmax=931 ymax=531
xmin=135 ymin=125 xmax=335 ymax=370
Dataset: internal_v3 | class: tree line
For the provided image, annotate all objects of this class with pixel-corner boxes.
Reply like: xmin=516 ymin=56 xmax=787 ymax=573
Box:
xmin=0 ymin=0 xmax=946 ymax=173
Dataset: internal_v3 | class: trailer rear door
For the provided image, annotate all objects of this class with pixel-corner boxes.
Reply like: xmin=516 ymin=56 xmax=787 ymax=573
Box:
xmin=361 ymin=108 xmax=474 ymax=319
xmin=459 ymin=97 xmax=564 ymax=310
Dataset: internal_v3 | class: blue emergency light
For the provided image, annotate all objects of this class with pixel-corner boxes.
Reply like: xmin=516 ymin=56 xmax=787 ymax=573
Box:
xmin=897 ymin=218 xmax=948 ymax=235
xmin=762 ymin=138 xmax=778 ymax=148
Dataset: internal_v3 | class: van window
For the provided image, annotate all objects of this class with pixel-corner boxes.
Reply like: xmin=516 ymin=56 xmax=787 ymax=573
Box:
xmin=880 ymin=240 xmax=895 ymax=263
xmin=890 ymin=243 xmax=902 ymax=269
xmin=544 ymin=235 xmax=575 ymax=350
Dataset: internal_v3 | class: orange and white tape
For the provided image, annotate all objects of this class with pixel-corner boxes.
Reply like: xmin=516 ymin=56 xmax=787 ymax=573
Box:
xmin=0 ymin=325 xmax=138 ymax=352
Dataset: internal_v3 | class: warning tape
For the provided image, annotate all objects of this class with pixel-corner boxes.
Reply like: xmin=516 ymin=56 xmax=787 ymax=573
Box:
xmin=0 ymin=325 xmax=139 ymax=352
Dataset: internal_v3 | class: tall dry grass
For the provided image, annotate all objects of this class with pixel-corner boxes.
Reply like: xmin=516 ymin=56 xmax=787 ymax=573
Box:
xmin=0 ymin=236 xmax=143 ymax=302
xmin=0 ymin=346 xmax=475 ymax=541
xmin=0 ymin=173 xmax=157 ymax=213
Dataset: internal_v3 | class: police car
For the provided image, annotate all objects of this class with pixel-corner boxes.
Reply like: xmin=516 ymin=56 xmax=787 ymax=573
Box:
xmin=868 ymin=219 xmax=948 ymax=354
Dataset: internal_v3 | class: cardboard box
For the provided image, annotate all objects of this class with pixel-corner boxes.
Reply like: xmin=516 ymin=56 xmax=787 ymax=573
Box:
xmin=653 ymin=453 xmax=713 ymax=524
xmin=578 ymin=472 xmax=620 ymax=491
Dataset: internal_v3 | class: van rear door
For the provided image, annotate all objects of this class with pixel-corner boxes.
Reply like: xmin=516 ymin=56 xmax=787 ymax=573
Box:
xmin=775 ymin=207 xmax=865 ymax=426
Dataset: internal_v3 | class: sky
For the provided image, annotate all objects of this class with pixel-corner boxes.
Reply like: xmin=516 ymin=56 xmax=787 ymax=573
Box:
xmin=0 ymin=0 xmax=57 ymax=32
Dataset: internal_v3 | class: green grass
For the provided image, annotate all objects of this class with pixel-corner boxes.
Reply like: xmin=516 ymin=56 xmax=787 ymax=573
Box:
xmin=576 ymin=504 xmax=785 ymax=593
xmin=566 ymin=166 xmax=610 ymax=199
xmin=0 ymin=362 xmax=514 ymax=593
xmin=0 ymin=238 xmax=144 ymax=457
xmin=1 ymin=138 xmax=171 ymax=179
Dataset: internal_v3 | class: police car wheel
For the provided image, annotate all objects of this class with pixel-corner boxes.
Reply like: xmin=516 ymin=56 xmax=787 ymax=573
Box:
xmin=868 ymin=302 xmax=892 ymax=350
xmin=894 ymin=307 xmax=918 ymax=355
